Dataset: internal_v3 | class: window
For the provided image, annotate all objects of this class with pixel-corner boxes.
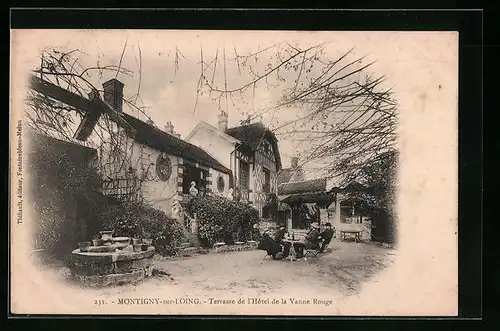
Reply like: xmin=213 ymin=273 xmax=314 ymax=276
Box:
xmin=217 ymin=175 xmax=225 ymax=193
xmin=263 ymin=167 xmax=271 ymax=193
xmin=182 ymin=164 xmax=208 ymax=195
xmin=239 ymin=161 xmax=250 ymax=190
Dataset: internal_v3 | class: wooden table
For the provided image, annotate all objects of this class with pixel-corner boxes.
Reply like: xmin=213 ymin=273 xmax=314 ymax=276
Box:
xmin=339 ymin=230 xmax=362 ymax=242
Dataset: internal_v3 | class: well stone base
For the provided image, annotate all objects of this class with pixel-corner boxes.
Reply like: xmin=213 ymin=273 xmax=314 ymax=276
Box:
xmin=69 ymin=246 xmax=155 ymax=287
xmin=72 ymin=267 xmax=154 ymax=287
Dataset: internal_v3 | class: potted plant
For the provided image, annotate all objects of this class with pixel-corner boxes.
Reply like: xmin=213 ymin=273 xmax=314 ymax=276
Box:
xmin=77 ymin=241 xmax=91 ymax=252
xmin=100 ymin=230 xmax=114 ymax=241
xmin=132 ymin=236 xmax=141 ymax=245
xmin=133 ymin=244 xmax=142 ymax=252
xmin=142 ymin=231 xmax=153 ymax=246
xmin=91 ymin=234 xmax=103 ymax=247
xmin=112 ymin=236 xmax=131 ymax=245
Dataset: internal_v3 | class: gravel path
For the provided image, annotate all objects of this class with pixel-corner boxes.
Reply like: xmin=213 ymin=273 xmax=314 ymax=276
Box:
xmin=83 ymin=241 xmax=394 ymax=296
xmin=32 ymin=240 xmax=397 ymax=315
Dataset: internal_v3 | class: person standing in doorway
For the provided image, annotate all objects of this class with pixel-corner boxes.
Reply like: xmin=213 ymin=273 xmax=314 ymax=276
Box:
xmin=189 ymin=181 xmax=199 ymax=197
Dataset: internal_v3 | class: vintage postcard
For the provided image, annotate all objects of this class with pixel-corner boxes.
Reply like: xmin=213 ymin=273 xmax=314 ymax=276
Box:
xmin=10 ymin=29 xmax=458 ymax=316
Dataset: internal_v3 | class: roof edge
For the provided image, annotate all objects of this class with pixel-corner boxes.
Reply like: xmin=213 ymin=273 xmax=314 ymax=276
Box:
xmin=119 ymin=114 xmax=232 ymax=175
xmin=186 ymin=121 xmax=240 ymax=144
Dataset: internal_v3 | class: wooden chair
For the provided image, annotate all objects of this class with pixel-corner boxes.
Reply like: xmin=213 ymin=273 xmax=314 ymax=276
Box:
xmin=303 ymin=248 xmax=320 ymax=259
xmin=303 ymin=238 xmax=332 ymax=259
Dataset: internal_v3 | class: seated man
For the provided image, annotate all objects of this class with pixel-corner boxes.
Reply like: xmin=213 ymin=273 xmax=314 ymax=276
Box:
xmin=318 ymin=222 xmax=334 ymax=253
xmin=257 ymin=229 xmax=281 ymax=258
xmin=274 ymin=225 xmax=292 ymax=259
xmin=294 ymin=222 xmax=321 ymax=258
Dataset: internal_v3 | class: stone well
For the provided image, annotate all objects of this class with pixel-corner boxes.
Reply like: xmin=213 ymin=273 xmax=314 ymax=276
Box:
xmin=69 ymin=243 xmax=155 ymax=287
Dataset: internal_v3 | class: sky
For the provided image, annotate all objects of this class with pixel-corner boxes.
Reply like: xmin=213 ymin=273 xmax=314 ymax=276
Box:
xmin=12 ymin=29 xmax=458 ymax=177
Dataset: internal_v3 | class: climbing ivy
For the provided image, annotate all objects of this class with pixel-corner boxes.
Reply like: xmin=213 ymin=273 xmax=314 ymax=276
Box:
xmin=186 ymin=195 xmax=260 ymax=247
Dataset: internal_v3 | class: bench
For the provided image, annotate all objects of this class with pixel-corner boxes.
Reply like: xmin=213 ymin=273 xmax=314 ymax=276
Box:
xmin=213 ymin=242 xmax=227 ymax=251
xmin=339 ymin=230 xmax=362 ymax=242
xmin=181 ymin=247 xmax=200 ymax=256
xmin=179 ymin=242 xmax=192 ymax=249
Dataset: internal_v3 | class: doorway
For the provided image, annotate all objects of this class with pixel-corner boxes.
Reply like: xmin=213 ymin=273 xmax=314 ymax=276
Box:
xmin=182 ymin=164 xmax=208 ymax=195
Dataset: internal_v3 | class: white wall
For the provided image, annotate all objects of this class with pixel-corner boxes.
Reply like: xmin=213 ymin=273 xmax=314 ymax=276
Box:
xmin=130 ymin=142 xmax=181 ymax=216
xmin=186 ymin=126 xmax=235 ymax=170
xmin=94 ymin=126 xmax=181 ymax=218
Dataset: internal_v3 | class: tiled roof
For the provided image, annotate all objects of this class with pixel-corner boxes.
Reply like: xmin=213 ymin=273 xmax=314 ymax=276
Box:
xmin=225 ymin=122 xmax=282 ymax=171
xmin=121 ymin=113 xmax=232 ymax=174
xmin=278 ymin=178 xmax=328 ymax=195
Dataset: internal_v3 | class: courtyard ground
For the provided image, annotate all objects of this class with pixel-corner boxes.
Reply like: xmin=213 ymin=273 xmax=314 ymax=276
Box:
xmin=155 ymin=240 xmax=396 ymax=297
xmin=32 ymin=240 xmax=397 ymax=315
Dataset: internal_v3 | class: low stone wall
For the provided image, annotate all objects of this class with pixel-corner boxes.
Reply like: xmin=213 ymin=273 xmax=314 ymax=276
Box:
xmin=157 ymin=242 xmax=259 ymax=260
xmin=210 ymin=242 xmax=258 ymax=254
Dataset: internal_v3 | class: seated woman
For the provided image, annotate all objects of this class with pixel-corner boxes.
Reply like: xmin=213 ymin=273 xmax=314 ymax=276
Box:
xmin=293 ymin=222 xmax=321 ymax=258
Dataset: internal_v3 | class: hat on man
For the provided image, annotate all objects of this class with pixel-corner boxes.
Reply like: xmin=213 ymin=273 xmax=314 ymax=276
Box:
xmin=325 ymin=222 xmax=332 ymax=227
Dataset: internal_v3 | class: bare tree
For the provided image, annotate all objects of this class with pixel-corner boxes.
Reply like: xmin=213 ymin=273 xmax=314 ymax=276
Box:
xmin=195 ymin=42 xmax=398 ymax=185
xmin=25 ymin=46 xmax=171 ymax=203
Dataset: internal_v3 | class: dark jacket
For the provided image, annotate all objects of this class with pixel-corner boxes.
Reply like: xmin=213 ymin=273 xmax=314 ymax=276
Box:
xmin=319 ymin=228 xmax=334 ymax=242
xmin=258 ymin=233 xmax=281 ymax=256
xmin=304 ymin=228 xmax=320 ymax=249
xmin=274 ymin=228 xmax=287 ymax=242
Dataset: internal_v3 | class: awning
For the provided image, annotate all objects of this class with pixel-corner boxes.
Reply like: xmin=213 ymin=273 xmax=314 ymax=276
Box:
xmin=279 ymin=191 xmax=334 ymax=206
xmin=278 ymin=177 xmax=368 ymax=206
xmin=278 ymin=178 xmax=327 ymax=195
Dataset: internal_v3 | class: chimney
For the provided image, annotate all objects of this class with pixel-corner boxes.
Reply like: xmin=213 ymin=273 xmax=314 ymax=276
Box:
xmin=164 ymin=121 xmax=174 ymax=134
xmin=174 ymin=133 xmax=181 ymax=139
xmin=217 ymin=112 xmax=228 ymax=132
xmin=102 ymin=78 xmax=124 ymax=112
xmin=289 ymin=156 xmax=304 ymax=182
xmin=88 ymin=89 xmax=100 ymax=101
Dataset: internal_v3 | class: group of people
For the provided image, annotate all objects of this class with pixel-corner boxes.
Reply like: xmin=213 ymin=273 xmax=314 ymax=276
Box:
xmin=258 ymin=222 xmax=335 ymax=259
